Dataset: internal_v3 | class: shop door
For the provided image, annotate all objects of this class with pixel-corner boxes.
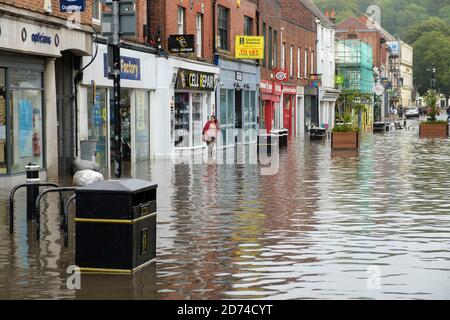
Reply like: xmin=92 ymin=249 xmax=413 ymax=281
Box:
xmin=264 ymin=101 xmax=273 ymax=133
xmin=283 ymin=96 xmax=292 ymax=134
xmin=55 ymin=53 xmax=75 ymax=180
xmin=110 ymin=89 xmax=132 ymax=178
xmin=311 ymin=96 xmax=319 ymax=127
xmin=235 ymin=90 xmax=243 ymax=129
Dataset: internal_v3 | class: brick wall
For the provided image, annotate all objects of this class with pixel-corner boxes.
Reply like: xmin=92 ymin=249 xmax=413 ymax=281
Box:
xmin=149 ymin=0 xmax=214 ymax=61
xmin=259 ymin=0 xmax=317 ymax=87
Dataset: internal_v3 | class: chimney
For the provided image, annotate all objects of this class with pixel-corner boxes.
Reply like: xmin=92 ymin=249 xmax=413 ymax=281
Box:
xmin=329 ymin=8 xmax=337 ymax=23
xmin=325 ymin=9 xmax=329 ymax=17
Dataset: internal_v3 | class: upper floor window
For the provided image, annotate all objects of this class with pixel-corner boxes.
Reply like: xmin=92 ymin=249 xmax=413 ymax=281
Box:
xmin=273 ymin=30 xmax=277 ymax=68
xmin=281 ymin=43 xmax=286 ymax=69
xmin=177 ymin=7 xmax=185 ymax=34
xmin=218 ymin=6 xmax=230 ymax=50
xmin=244 ymin=16 xmax=253 ymax=36
xmin=196 ymin=14 xmax=203 ymax=58
xmin=290 ymin=45 xmax=294 ymax=77
xmin=268 ymin=26 xmax=273 ymax=69
xmin=297 ymin=47 xmax=301 ymax=78
xmin=92 ymin=0 xmax=101 ymax=24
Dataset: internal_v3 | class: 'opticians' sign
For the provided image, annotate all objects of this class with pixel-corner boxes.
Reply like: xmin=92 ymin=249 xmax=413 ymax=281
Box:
xmin=103 ymin=53 xmax=141 ymax=81
xmin=176 ymin=69 xmax=215 ymax=91
xmin=60 ymin=0 xmax=85 ymax=12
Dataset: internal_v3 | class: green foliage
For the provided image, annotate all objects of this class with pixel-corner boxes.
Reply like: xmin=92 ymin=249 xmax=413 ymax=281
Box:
xmin=333 ymin=114 xmax=360 ymax=132
xmin=424 ymin=90 xmax=440 ymax=121
xmin=314 ymin=0 xmax=450 ymax=96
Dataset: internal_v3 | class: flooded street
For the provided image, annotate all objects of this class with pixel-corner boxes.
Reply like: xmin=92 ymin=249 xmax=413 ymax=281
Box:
xmin=1 ymin=121 xmax=450 ymax=299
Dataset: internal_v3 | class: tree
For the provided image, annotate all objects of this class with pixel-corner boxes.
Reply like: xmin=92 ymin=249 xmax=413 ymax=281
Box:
xmin=413 ymin=31 xmax=450 ymax=96
xmin=403 ymin=17 xmax=450 ymax=44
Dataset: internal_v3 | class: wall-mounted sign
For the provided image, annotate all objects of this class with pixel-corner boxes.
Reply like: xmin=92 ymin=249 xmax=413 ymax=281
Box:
xmin=387 ymin=41 xmax=400 ymax=56
xmin=235 ymin=36 xmax=264 ymax=59
xmin=103 ymin=53 xmax=141 ymax=81
xmin=308 ymin=74 xmax=322 ymax=87
xmin=176 ymin=69 xmax=215 ymax=91
xmin=236 ymin=71 xmax=243 ymax=81
xmin=260 ymin=80 xmax=273 ymax=94
xmin=60 ymin=0 xmax=85 ymax=12
xmin=273 ymin=69 xmax=288 ymax=82
xmin=283 ymin=85 xmax=297 ymax=95
xmin=168 ymin=34 xmax=195 ymax=53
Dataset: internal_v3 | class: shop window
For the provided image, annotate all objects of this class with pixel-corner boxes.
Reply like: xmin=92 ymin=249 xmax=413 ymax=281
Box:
xmin=219 ymin=90 xmax=227 ymax=146
xmin=87 ymin=87 xmax=108 ymax=174
xmin=175 ymin=92 xmax=190 ymax=148
xmin=192 ymin=93 xmax=203 ymax=147
xmin=135 ymin=91 xmax=150 ymax=161
xmin=0 ymin=69 xmax=6 ymax=174
xmin=10 ymin=89 xmax=43 ymax=173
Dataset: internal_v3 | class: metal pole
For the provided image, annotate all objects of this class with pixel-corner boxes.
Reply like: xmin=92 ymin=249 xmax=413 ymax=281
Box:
xmin=25 ymin=163 xmax=40 ymax=220
xmin=113 ymin=0 xmax=122 ymax=178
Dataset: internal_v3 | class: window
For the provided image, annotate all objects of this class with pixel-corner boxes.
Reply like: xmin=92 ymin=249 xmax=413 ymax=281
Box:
xmin=311 ymin=51 xmax=315 ymax=74
xmin=297 ymin=47 xmax=301 ymax=78
xmin=87 ymin=87 xmax=108 ymax=174
xmin=321 ymin=27 xmax=325 ymax=49
xmin=262 ymin=22 xmax=267 ymax=67
xmin=281 ymin=43 xmax=285 ymax=69
xmin=268 ymin=26 xmax=273 ymax=69
xmin=273 ymin=30 xmax=277 ymax=68
xmin=290 ymin=45 xmax=294 ymax=77
xmin=304 ymin=49 xmax=308 ymax=78
xmin=218 ymin=6 xmax=230 ymax=50
xmin=244 ymin=16 xmax=253 ymax=36
xmin=92 ymin=0 xmax=101 ymax=23
xmin=177 ymin=7 xmax=185 ymax=35
xmin=196 ymin=14 xmax=203 ymax=58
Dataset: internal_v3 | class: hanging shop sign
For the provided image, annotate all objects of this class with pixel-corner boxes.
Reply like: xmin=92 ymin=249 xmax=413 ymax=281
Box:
xmin=175 ymin=69 xmax=215 ymax=91
xmin=235 ymin=36 xmax=264 ymax=59
xmin=273 ymin=82 xmax=283 ymax=96
xmin=60 ymin=0 xmax=85 ymax=12
xmin=336 ymin=74 xmax=344 ymax=85
xmin=273 ymin=69 xmax=288 ymax=82
xmin=168 ymin=34 xmax=195 ymax=53
xmin=103 ymin=53 xmax=141 ymax=81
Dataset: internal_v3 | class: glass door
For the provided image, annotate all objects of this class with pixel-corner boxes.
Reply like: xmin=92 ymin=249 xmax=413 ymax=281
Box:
xmin=174 ymin=92 xmax=190 ymax=148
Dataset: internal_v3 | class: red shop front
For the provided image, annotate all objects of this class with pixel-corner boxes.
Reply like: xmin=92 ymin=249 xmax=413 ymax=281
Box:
xmin=283 ymin=85 xmax=297 ymax=136
xmin=260 ymin=80 xmax=282 ymax=133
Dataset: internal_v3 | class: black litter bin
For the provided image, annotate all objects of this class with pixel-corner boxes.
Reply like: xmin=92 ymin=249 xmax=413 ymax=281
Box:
xmin=75 ymin=179 xmax=158 ymax=273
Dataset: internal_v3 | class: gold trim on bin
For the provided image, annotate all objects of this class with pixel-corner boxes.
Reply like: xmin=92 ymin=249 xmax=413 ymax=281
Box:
xmin=79 ymin=259 xmax=156 ymax=274
xmin=75 ymin=213 xmax=156 ymax=225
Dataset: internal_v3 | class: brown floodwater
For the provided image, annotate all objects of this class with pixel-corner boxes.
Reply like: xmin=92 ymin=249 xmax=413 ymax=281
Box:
xmin=1 ymin=120 xmax=450 ymax=299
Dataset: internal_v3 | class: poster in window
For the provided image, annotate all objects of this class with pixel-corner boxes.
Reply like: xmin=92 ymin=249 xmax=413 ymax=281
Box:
xmin=19 ymin=100 xmax=33 ymax=157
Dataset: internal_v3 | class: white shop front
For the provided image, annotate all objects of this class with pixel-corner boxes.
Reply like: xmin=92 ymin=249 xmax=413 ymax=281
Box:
xmin=79 ymin=42 xmax=156 ymax=178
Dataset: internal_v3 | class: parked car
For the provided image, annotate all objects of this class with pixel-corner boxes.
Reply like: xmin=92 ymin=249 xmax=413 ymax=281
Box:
xmin=405 ymin=107 xmax=419 ymax=118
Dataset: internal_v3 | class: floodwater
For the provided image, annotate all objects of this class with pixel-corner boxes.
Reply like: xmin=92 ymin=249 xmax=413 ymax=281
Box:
xmin=1 ymin=120 xmax=450 ymax=299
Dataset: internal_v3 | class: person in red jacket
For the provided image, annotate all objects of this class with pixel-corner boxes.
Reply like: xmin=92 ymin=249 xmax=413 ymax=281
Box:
xmin=202 ymin=115 xmax=220 ymax=158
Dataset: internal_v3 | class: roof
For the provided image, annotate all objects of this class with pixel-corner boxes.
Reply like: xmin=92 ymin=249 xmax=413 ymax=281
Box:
xmin=299 ymin=0 xmax=335 ymax=28
xmin=358 ymin=15 xmax=396 ymax=41
xmin=337 ymin=16 xmax=371 ymax=31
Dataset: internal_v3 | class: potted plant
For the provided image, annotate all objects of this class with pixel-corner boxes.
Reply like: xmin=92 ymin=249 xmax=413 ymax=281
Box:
xmin=332 ymin=114 xmax=360 ymax=150
xmin=419 ymin=90 xmax=448 ymax=138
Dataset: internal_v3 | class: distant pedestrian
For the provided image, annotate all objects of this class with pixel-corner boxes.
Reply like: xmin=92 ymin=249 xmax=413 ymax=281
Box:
xmin=203 ymin=115 xmax=220 ymax=158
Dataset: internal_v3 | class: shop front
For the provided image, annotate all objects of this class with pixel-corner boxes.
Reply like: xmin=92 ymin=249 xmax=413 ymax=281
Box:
xmin=304 ymin=87 xmax=319 ymax=132
xmin=296 ymin=86 xmax=305 ymax=136
xmin=216 ymin=57 xmax=260 ymax=147
xmin=0 ymin=11 xmax=91 ymax=187
xmin=318 ymin=87 xmax=340 ymax=130
xmin=259 ymin=80 xmax=282 ymax=133
xmin=282 ymin=85 xmax=297 ymax=136
xmin=80 ymin=43 xmax=156 ymax=178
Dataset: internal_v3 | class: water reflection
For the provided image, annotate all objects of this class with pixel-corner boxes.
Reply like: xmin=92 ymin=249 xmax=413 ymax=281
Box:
xmin=1 ymin=120 xmax=450 ymax=299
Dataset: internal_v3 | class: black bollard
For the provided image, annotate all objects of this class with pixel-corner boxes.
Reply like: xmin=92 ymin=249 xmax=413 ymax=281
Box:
xmin=25 ymin=163 xmax=40 ymax=221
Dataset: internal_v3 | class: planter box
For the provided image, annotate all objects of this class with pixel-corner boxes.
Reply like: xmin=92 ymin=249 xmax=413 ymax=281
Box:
xmin=331 ymin=132 xmax=359 ymax=150
xmin=419 ymin=123 xmax=449 ymax=138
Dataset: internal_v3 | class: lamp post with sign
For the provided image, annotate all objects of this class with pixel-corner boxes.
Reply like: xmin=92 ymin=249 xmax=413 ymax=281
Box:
xmin=101 ymin=0 xmax=136 ymax=178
